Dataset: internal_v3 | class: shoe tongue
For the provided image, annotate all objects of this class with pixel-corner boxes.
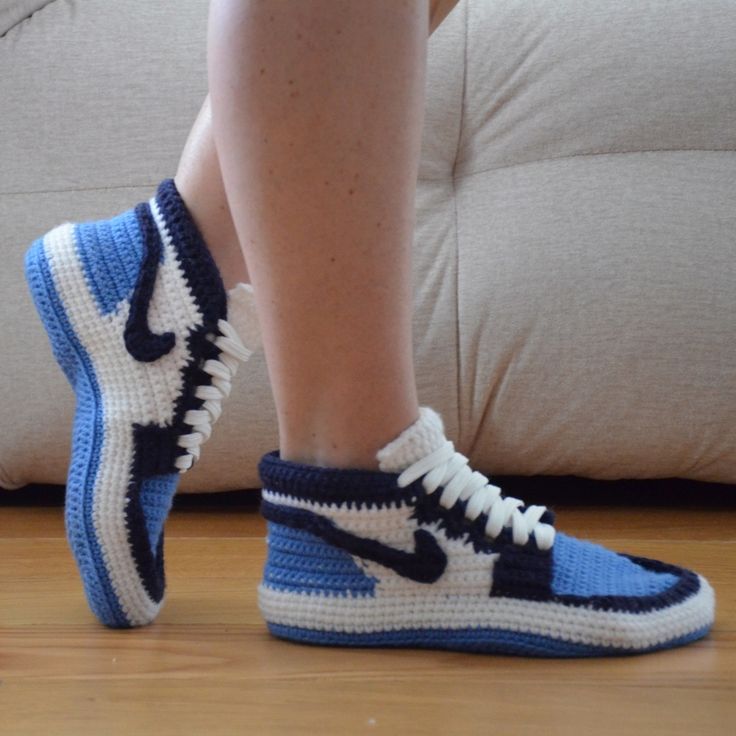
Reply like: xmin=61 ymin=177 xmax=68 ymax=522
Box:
xmin=376 ymin=406 xmax=448 ymax=473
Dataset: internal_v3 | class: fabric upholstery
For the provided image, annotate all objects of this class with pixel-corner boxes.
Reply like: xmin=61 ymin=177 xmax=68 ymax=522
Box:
xmin=1 ymin=0 xmax=734 ymax=490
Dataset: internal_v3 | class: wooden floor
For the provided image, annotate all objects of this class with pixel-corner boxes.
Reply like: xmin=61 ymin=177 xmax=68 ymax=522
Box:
xmin=1 ymin=498 xmax=734 ymax=735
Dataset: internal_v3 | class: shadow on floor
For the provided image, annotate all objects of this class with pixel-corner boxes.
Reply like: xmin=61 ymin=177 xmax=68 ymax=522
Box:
xmin=3 ymin=475 xmax=735 ymax=509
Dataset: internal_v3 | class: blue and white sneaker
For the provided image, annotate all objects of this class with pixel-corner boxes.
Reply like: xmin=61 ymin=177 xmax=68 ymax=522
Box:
xmin=24 ymin=179 xmax=255 ymax=628
xmin=258 ymin=406 xmax=715 ymax=657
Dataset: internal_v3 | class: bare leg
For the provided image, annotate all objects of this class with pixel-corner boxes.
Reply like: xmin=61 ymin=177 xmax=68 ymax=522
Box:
xmin=174 ymin=96 xmax=249 ymax=289
xmin=208 ymin=0 xmax=440 ymax=470
xmin=177 ymin=0 xmax=458 ymax=296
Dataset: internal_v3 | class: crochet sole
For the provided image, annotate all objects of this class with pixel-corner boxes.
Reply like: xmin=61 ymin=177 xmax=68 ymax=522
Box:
xmin=25 ymin=236 xmax=156 ymax=628
xmin=265 ymin=621 xmax=713 ymax=658
xmin=258 ymin=573 xmax=714 ymax=658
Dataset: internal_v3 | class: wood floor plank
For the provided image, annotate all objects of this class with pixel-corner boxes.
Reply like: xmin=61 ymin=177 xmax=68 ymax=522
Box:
xmin=0 ymin=506 xmax=734 ymax=735
xmin=1 ymin=669 xmax=733 ymax=736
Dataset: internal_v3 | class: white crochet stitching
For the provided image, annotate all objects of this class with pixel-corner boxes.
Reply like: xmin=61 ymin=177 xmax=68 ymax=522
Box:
xmin=396 ymin=440 xmax=556 ymax=550
xmin=174 ymin=318 xmax=252 ymax=472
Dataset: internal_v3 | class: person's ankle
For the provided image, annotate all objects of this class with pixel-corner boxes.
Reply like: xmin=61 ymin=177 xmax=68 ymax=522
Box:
xmin=279 ymin=406 xmax=433 ymax=472
xmin=280 ymin=443 xmax=382 ymax=471
xmin=173 ymin=174 xmax=248 ymax=290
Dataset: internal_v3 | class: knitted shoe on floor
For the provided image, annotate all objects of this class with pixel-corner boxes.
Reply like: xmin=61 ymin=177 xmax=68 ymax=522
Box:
xmin=25 ymin=179 xmax=258 ymax=628
xmin=258 ymin=407 xmax=715 ymax=657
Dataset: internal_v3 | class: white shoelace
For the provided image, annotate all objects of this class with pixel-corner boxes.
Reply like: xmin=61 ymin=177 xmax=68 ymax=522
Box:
xmin=396 ymin=440 xmax=556 ymax=550
xmin=174 ymin=319 xmax=252 ymax=472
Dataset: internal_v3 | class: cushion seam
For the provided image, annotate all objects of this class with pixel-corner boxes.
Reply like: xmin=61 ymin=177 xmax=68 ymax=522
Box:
xmin=0 ymin=0 xmax=59 ymax=40
xmin=450 ymin=0 xmax=469 ymax=452
xmin=0 ymin=183 xmax=159 ymax=198
xmin=455 ymin=148 xmax=736 ymax=180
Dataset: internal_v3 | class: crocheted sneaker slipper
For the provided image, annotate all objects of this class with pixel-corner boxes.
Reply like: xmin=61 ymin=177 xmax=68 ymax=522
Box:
xmin=25 ymin=179 xmax=257 ymax=627
xmin=258 ymin=406 xmax=715 ymax=657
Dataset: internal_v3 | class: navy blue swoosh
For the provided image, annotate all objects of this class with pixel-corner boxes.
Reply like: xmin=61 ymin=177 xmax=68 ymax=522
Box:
xmin=124 ymin=202 xmax=176 ymax=363
xmin=261 ymin=500 xmax=447 ymax=584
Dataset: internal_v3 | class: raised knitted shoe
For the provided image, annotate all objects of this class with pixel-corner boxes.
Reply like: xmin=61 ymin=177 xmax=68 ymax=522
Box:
xmin=258 ymin=407 xmax=715 ymax=657
xmin=24 ymin=179 xmax=258 ymax=628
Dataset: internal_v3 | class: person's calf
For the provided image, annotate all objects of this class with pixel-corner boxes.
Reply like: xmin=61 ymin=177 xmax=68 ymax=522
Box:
xmin=175 ymin=95 xmax=250 ymax=289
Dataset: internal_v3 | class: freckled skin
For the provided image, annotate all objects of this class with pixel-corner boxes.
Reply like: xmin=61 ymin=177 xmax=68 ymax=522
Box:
xmin=203 ymin=0 xmax=460 ymax=467
xmin=175 ymin=1 xmax=459 ymax=294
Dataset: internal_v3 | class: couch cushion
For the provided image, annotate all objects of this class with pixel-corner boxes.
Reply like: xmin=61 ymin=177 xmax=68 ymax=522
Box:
xmin=1 ymin=0 xmax=734 ymax=491
xmin=455 ymin=0 xmax=736 ymax=481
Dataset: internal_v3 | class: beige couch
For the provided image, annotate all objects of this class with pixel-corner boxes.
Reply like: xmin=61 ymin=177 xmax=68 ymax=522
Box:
xmin=2 ymin=0 xmax=735 ymax=492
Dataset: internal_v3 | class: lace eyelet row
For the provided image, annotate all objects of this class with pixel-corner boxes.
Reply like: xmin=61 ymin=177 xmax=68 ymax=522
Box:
xmin=397 ymin=441 xmax=556 ymax=550
xmin=174 ymin=319 xmax=252 ymax=472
